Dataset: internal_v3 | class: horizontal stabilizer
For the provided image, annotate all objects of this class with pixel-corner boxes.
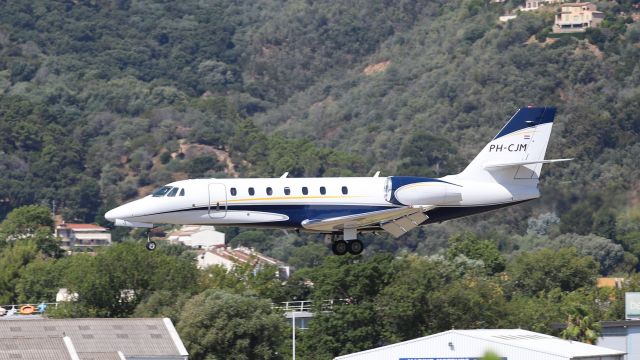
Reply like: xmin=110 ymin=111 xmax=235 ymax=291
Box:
xmin=483 ymin=158 xmax=572 ymax=170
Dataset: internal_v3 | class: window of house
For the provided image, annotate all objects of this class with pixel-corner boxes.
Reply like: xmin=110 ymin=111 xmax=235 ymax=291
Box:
xmin=342 ymin=186 xmax=348 ymax=195
xmin=320 ymin=186 xmax=326 ymax=195
xmin=179 ymin=188 xmax=185 ymax=196
xmin=167 ymin=187 xmax=179 ymax=197
xmin=284 ymin=187 xmax=291 ymax=195
xmin=249 ymin=187 xmax=255 ymax=196
xmin=266 ymin=187 xmax=273 ymax=196
xmin=230 ymin=187 xmax=237 ymax=196
xmin=302 ymin=187 xmax=308 ymax=195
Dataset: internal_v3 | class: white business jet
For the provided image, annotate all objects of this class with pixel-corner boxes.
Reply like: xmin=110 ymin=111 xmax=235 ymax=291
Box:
xmin=105 ymin=107 xmax=569 ymax=255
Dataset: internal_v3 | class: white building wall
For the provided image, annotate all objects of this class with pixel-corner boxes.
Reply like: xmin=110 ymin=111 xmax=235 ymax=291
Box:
xmin=184 ymin=229 xmax=225 ymax=248
xmin=197 ymin=251 xmax=235 ymax=270
xmin=335 ymin=333 xmax=568 ymax=360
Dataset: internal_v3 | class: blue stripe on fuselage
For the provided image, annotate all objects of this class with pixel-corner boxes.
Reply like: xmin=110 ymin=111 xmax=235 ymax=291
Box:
xmin=225 ymin=204 xmax=397 ymax=227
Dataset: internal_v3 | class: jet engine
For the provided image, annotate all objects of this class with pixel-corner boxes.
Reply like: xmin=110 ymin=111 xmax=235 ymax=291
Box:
xmin=385 ymin=176 xmax=462 ymax=206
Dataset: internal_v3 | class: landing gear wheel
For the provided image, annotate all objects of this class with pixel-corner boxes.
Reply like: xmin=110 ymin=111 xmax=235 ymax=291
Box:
xmin=145 ymin=241 xmax=157 ymax=251
xmin=332 ymin=240 xmax=348 ymax=256
xmin=347 ymin=240 xmax=364 ymax=255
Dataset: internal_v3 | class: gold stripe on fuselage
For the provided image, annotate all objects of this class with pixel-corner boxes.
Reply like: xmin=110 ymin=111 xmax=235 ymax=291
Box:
xmin=226 ymin=195 xmax=366 ymax=203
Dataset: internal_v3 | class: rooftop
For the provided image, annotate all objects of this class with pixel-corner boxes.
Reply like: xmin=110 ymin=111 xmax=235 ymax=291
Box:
xmin=57 ymin=223 xmax=107 ymax=231
xmin=336 ymin=329 xmax=625 ymax=359
xmin=0 ymin=318 xmax=188 ymax=360
xmin=0 ymin=336 xmax=77 ymax=360
xmin=562 ymin=2 xmax=595 ymax=6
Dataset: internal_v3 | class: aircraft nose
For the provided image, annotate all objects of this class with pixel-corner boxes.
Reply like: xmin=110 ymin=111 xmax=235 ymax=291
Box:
xmin=105 ymin=205 xmax=132 ymax=222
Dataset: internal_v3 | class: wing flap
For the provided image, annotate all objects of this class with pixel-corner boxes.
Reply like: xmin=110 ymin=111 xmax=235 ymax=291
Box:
xmin=301 ymin=206 xmax=430 ymax=233
xmin=380 ymin=211 xmax=429 ymax=238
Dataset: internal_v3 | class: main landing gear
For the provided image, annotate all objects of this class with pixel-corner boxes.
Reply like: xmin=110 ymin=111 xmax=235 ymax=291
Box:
xmin=327 ymin=229 xmax=364 ymax=256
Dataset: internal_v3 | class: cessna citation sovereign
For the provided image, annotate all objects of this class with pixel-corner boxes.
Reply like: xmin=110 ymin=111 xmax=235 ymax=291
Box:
xmin=106 ymin=107 xmax=569 ymax=255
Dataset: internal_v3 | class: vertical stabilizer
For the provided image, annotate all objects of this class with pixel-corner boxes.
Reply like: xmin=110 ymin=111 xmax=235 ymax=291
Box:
xmin=454 ymin=107 xmax=557 ymax=185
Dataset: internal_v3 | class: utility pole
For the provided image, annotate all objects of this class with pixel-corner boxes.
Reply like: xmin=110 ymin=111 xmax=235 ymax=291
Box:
xmin=292 ymin=311 xmax=296 ymax=360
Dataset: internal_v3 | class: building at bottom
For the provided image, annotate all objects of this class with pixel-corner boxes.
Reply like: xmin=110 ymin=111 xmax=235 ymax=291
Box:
xmin=598 ymin=320 xmax=640 ymax=360
xmin=0 ymin=317 xmax=188 ymax=360
xmin=335 ymin=329 xmax=625 ymax=360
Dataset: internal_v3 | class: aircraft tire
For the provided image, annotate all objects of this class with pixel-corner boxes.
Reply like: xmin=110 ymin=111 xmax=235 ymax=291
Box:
xmin=347 ymin=240 xmax=364 ymax=255
xmin=332 ymin=240 xmax=348 ymax=256
xmin=146 ymin=241 xmax=157 ymax=251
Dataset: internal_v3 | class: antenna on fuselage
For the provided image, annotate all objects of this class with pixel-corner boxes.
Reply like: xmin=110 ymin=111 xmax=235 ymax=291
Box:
xmin=280 ymin=172 xmax=289 ymax=178
xmin=373 ymin=171 xmax=381 ymax=177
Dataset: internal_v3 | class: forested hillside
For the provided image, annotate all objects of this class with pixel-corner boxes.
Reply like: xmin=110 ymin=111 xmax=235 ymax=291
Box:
xmin=2 ymin=0 xmax=640 ymax=358
xmin=2 ymin=0 xmax=639 ymax=263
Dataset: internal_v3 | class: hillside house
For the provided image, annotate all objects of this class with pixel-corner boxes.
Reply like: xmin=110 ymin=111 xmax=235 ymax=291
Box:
xmin=522 ymin=0 xmax=561 ymax=12
xmin=554 ymin=2 xmax=603 ymax=33
xmin=167 ymin=225 xmax=225 ymax=249
xmin=197 ymin=246 xmax=291 ymax=279
xmin=55 ymin=223 xmax=112 ymax=249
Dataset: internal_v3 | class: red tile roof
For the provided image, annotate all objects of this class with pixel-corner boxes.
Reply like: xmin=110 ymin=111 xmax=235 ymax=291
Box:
xmin=60 ymin=223 xmax=107 ymax=231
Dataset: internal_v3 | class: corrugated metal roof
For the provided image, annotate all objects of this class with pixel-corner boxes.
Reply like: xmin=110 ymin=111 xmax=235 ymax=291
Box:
xmin=0 ymin=337 xmax=75 ymax=360
xmin=335 ymin=329 xmax=625 ymax=360
xmin=455 ymin=329 xmax=625 ymax=357
xmin=0 ymin=318 xmax=185 ymax=358
xmin=77 ymin=352 xmax=122 ymax=360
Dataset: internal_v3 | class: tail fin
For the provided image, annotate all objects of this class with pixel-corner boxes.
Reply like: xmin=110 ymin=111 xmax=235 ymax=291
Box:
xmin=454 ymin=107 xmax=567 ymax=184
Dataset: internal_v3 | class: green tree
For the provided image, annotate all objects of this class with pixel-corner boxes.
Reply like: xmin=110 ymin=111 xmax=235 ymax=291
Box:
xmin=507 ymin=248 xmax=599 ymax=296
xmin=55 ymin=242 xmax=200 ymax=317
xmin=561 ymin=304 xmax=601 ymax=344
xmin=397 ymin=131 xmax=462 ymax=177
xmin=177 ymin=289 xmax=285 ymax=360
xmin=288 ymin=243 xmax=329 ymax=269
xmin=15 ymin=257 xmax=62 ymax=303
xmin=0 ymin=205 xmax=53 ymax=240
xmin=446 ymin=232 xmax=506 ymax=274
xmin=133 ymin=290 xmax=192 ymax=324
xmin=0 ymin=241 xmax=39 ymax=303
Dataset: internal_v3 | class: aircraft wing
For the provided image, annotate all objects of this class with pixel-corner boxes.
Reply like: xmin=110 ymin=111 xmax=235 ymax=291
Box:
xmin=301 ymin=206 xmax=432 ymax=238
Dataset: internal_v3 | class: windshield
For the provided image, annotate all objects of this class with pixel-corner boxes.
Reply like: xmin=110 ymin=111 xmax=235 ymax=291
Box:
xmin=167 ymin=187 xmax=179 ymax=197
xmin=152 ymin=186 xmax=172 ymax=197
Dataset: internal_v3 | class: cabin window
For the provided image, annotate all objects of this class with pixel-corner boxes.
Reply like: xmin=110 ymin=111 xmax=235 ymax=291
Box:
xmin=302 ymin=187 xmax=308 ymax=195
xmin=320 ymin=186 xmax=326 ymax=195
xmin=266 ymin=187 xmax=273 ymax=196
xmin=179 ymin=188 xmax=185 ymax=196
xmin=167 ymin=187 xmax=179 ymax=197
xmin=230 ymin=188 xmax=237 ymax=196
xmin=284 ymin=187 xmax=291 ymax=195
xmin=342 ymin=186 xmax=348 ymax=195
xmin=249 ymin=187 xmax=255 ymax=196
xmin=152 ymin=186 xmax=172 ymax=197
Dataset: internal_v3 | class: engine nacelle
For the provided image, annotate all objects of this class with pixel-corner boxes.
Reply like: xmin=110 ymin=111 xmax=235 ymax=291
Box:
xmin=114 ymin=219 xmax=154 ymax=228
xmin=385 ymin=176 xmax=462 ymax=206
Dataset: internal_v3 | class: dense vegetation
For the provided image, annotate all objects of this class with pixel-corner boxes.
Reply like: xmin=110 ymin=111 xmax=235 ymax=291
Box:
xmin=1 ymin=205 xmax=639 ymax=359
xmin=1 ymin=0 xmax=640 ymax=358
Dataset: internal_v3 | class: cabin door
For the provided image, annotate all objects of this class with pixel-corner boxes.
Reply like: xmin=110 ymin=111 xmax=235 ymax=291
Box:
xmin=208 ymin=183 xmax=227 ymax=219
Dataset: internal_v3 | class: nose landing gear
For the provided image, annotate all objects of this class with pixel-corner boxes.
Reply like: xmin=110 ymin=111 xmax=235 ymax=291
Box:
xmin=144 ymin=230 xmax=157 ymax=251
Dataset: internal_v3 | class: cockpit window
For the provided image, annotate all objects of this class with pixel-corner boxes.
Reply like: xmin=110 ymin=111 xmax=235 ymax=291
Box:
xmin=179 ymin=188 xmax=185 ymax=196
xmin=152 ymin=186 xmax=172 ymax=197
xmin=167 ymin=187 xmax=179 ymax=197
